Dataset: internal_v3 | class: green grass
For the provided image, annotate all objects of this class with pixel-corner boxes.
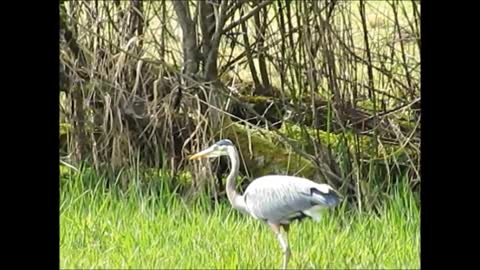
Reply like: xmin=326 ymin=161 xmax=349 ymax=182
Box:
xmin=60 ymin=169 xmax=420 ymax=269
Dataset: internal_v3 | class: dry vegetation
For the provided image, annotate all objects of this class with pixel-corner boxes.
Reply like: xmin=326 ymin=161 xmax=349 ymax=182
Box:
xmin=60 ymin=0 xmax=420 ymax=210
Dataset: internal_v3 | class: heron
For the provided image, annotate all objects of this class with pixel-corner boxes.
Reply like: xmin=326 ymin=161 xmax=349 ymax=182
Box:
xmin=189 ymin=139 xmax=342 ymax=269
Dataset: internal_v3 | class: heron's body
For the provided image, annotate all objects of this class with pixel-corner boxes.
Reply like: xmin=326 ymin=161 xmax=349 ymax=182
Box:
xmin=189 ymin=139 xmax=342 ymax=269
xmin=240 ymin=175 xmax=340 ymax=224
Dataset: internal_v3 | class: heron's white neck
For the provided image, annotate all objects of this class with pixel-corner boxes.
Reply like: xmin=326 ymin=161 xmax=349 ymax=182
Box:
xmin=225 ymin=146 xmax=246 ymax=212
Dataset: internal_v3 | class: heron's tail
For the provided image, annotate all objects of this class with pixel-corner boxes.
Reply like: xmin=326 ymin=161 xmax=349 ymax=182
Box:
xmin=310 ymin=187 xmax=342 ymax=207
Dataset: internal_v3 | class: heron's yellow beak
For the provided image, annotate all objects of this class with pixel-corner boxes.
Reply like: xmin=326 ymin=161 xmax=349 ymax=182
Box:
xmin=188 ymin=152 xmax=205 ymax=160
xmin=188 ymin=147 xmax=213 ymax=160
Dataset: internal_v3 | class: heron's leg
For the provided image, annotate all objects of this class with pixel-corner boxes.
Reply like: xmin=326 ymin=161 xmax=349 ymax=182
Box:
xmin=281 ymin=224 xmax=290 ymax=246
xmin=282 ymin=223 xmax=290 ymax=235
xmin=269 ymin=223 xmax=291 ymax=270
xmin=281 ymin=224 xmax=291 ymax=268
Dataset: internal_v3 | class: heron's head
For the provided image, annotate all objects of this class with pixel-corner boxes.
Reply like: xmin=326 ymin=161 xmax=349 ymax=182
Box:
xmin=188 ymin=139 xmax=234 ymax=160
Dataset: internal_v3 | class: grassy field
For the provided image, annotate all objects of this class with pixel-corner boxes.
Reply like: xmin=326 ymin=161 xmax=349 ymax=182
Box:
xmin=60 ymin=170 xmax=420 ymax=269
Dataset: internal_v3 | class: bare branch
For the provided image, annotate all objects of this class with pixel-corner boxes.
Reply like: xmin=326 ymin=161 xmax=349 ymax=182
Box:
xmin=173 ymin=1 xmax=199 ymax=75
xmin=222 ymin=0 xmax=273 ymax=34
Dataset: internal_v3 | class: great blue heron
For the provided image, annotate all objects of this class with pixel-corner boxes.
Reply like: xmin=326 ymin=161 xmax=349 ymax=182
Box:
xmin=189 ymin=139 xmax=342 ymax=269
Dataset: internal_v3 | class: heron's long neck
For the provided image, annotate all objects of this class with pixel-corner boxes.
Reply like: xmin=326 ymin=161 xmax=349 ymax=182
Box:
xmin=226 ymin=147 xmax=245 ymax=211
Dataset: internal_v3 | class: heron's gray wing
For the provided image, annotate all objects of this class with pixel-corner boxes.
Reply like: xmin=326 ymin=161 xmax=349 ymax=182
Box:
xmin=243 ymin=175 xmax=329 ymax=222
